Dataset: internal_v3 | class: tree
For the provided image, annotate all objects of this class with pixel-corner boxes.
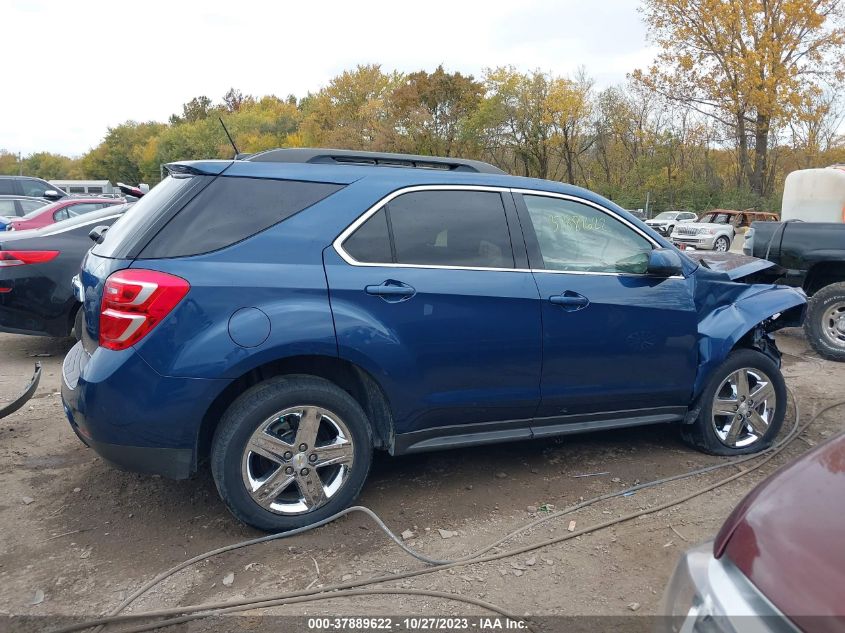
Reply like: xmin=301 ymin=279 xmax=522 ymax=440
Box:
xmin=170 ymin=95 xmax=213 ymax=124
xmin=634 ymin=0 xmax=845 ymax=197
xmin=300 ymin=65 xmax=400 ymax=149
xmin=474 ymin=67 xmax=594 ymax=181
xmin=82 ymin=122 xmax=166 ymax=183
xmin=389 ymin=65 xmax=483 ymax=156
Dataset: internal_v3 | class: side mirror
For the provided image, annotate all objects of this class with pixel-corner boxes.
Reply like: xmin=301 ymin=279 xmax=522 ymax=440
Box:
xmin=43 ymin=190 xmax=62 ymax=200
xmin=647 ymin=248 xmax=683 ymax=277
xmin=89 ymin=225 xmax=109 ymax=244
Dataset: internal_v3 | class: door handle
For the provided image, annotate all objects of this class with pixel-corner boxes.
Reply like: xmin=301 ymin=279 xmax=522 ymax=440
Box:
xmin=365 ymin=281 xmax=416 ymax=302
xmin=549 ymin=291 xmax=589 ymax=311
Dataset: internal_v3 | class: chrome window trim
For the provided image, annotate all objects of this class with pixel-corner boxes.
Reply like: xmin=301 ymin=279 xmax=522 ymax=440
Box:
xmin=332 ymin=184 xmax=681 ymax=279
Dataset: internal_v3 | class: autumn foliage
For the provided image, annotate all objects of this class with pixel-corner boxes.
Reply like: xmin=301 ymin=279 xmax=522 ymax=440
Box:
xmin=2 ymin=1 xmax=844 ymax=214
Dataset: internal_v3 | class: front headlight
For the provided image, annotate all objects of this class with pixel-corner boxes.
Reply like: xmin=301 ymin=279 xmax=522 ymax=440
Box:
xmin=660 ymin=543 xmax=714 ymax=631
xmin=659 ymin=542 xmax=790 ymax=633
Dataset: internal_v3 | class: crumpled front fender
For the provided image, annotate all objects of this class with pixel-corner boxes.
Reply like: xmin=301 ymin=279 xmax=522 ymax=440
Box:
xmin=692 ymin=279 xmax=806 ymax=400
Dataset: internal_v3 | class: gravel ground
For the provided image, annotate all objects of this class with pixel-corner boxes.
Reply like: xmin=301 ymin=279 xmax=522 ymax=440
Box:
xmin=0 ymin=328 xmax=842 ymax=632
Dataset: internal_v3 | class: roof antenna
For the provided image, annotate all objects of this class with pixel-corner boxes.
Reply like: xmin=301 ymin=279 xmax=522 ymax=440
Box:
xmin=218 ymin=117 xmax=240 ymax=158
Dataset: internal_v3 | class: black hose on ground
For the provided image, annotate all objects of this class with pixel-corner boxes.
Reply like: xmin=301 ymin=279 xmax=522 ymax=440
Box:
xmin=51 ymin=392 xmax=845 ymax=633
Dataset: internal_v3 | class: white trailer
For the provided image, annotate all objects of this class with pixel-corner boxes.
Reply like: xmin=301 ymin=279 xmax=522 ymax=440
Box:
xmin=781 ymin=166 xmax=845 ymax=223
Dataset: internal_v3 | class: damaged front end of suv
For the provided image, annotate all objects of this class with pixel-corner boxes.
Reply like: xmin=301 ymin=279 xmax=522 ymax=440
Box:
xmin=680 ymin=251 xmax=806 ymax=451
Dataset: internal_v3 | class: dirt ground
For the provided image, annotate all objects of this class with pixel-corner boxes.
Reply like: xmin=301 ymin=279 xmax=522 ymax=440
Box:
xmin=0 ymin=328 xmax=842 ymax=631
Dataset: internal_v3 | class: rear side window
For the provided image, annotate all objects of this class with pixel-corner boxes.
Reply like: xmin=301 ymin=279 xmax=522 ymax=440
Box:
xmin=0 ymin=180 xmax=16 ymax=195
xmin=140 ymin=177 xmax=343 ymax=258
xmin=20 ymin=199 xmax=46 ymax=213
xmin=343 ymin=208 xmax=393 ymax=264
xmin=343 ymin=190 xmax=515 ymax=269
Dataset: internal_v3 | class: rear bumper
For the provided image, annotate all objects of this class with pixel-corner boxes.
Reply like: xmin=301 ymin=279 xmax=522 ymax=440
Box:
xmin=60 ymin=341 xmax=228 ymax=479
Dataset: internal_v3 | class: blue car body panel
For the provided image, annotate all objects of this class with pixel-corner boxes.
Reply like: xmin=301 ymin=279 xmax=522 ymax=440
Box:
xmin=60 ymin=157 xmax=808 ymax=478
xmin=324 ymin=247 xmax=543 ymax=434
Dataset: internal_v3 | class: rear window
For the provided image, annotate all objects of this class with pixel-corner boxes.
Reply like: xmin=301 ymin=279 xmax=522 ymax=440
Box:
xmin=138 ymin=177 xmax=343 ymax=258
xmin=93 ymin=175 xmax=197 ymax=258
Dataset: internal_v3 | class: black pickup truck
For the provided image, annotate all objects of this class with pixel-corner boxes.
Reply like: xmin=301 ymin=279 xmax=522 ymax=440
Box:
xmin=745 ymin=221 xmax=845 ymax=361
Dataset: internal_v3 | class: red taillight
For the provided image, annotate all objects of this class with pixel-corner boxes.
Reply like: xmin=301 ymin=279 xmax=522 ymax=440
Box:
xmin=99 ymin=269 xmax=190 ymax=351
xmin=0 ymin=250 xmax=60 ymax=267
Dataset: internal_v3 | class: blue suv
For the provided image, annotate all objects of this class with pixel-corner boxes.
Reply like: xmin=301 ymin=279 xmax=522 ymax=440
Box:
xmin=61 ymin=149 xmax=806 ymax=531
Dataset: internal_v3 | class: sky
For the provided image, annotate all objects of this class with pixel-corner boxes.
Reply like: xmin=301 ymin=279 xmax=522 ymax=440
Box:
xmin=0 ymin=0 xmax=656 ymax=157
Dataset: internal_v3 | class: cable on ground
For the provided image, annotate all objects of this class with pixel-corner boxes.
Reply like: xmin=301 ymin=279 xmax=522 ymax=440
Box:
xmin=51 ymin=392 xmax=845 ymax=633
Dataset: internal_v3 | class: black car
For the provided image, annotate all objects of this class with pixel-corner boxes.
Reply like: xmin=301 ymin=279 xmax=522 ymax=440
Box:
xmin=0 ymin=175 xmax=66 ymax=201
xmin=0 ymin=203 xmax=131 ymax=337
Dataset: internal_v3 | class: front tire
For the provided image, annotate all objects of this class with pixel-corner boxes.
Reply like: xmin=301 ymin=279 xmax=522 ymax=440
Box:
xmin=713 ymin=235 xmax=730 ymax=252
xmin=681 ymin=349 xmax=786 ymax=455
xmin=804 ymin=282 xmax=845 ymax=362
xmin=211 ymin=375 xmax=373 ymax=532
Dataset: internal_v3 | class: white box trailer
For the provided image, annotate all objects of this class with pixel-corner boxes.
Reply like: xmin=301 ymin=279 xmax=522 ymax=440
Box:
xmin=49 ymin=180 xmax=115 ymax=196
xmin=781 ymin=166 xmax=845 ymax=222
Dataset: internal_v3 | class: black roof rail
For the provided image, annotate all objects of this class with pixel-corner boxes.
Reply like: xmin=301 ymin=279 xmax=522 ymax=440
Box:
xmin=245 ymin=148 xmax=505 ymax=174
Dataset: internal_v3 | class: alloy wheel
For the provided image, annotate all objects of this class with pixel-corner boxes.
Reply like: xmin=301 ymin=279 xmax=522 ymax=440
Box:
xmin=821 ymin=301 xmax=845 ymax=349
xmin=711 ymin=367 xmax=777 ymax=448
xmin=714 ymin=236 xmax=729 ymax=252
xmin=241 ymin=406 xmax=354 ymax=515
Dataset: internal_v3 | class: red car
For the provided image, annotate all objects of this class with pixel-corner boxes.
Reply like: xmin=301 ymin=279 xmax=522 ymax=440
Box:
xmin=7 ymin=198 xmax=123 ymax=232
xmin=662 ymin=435 xmax=845 ymax=633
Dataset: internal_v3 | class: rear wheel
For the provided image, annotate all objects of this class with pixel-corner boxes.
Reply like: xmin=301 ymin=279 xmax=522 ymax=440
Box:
xmin=682 ymin=349 xmax=786 ymax=455
xmin=804 ymin=282 xmax=845 ymax=362
xmin=211 ymin=375 xmax=373 ymax=532
xmin=713 ymin=235 xmax=730 ymax=252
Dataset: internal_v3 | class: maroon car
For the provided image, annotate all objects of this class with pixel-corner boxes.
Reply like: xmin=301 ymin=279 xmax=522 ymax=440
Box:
xmin=662 ymin=435 xmax=845 ymax=633
xmin=7 ymin=197 xmax=122 ymax=232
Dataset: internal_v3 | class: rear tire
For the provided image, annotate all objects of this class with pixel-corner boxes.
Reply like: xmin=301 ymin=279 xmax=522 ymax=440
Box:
xmin=211 ymin=375 xmax=373 ymax=532
xmin=681 ymin=349 xmax=786 ymax=455
xmin=804 ymin=282 xmax=845 ymax=362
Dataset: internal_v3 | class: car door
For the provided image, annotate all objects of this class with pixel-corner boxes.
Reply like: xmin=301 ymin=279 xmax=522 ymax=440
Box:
xmin=324 ymin=186 xmax=542 ymax=442
xmin=513 ymin=191 xmax=698 ymax=431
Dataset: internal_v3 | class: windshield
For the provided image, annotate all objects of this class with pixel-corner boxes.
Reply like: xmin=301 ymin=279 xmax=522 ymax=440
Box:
xmin=699 ymin=212 xmax=731 ymax=224
xmin=20 ymin=200 xmax=60 ymax=220
xmin=654 ymin=212 xmax=678 ymax=220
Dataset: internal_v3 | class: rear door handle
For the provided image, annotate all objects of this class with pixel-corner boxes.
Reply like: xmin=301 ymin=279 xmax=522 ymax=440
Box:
xmin=365 ymin=281 xmax=416 ymax=302
xmin=549 ymin=291 xmax=589 ymax=311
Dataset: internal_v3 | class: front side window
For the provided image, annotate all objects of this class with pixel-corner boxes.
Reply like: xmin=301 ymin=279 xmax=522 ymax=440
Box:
xmin=342 ymin=190 xmax=515 ymax=269
xmin=20 ymin=178 xmax=53 ymax=197
xmin=523 ymin=195 xmax=652 ymax=274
